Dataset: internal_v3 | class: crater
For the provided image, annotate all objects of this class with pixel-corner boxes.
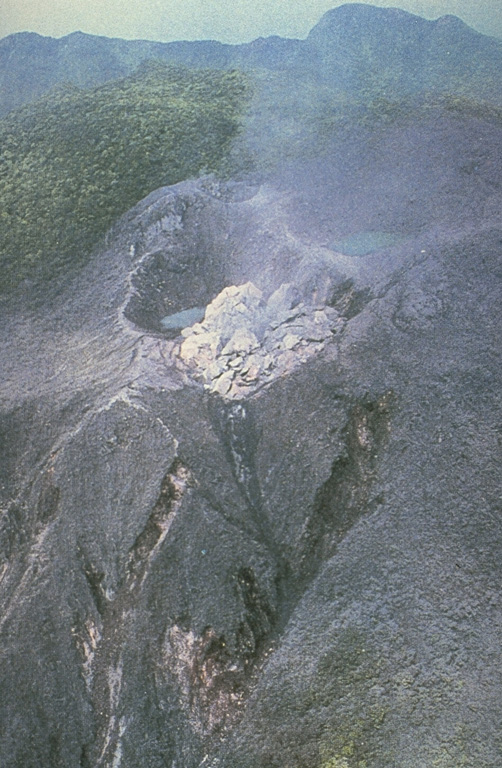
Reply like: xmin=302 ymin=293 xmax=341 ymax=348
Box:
xmin=123 ymin=248 xmax=226 ymax=335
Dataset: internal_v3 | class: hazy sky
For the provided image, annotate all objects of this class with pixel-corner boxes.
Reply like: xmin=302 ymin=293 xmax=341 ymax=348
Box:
xmin=2 ymin=0 xmax=502 ymax=43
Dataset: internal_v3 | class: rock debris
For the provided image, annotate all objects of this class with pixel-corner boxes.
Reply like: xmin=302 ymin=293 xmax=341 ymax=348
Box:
xmin=174 ymin=282 xmax=343 ymax=398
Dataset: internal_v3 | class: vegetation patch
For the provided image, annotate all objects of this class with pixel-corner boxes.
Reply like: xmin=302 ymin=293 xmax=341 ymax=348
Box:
xmin=0 ymin=61 xmax=249 ymax=291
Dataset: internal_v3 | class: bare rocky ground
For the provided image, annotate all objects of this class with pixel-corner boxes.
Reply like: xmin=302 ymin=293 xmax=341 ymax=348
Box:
xmin=0 ymin=107 xmax=502 ymax=768
xmin=173 ymin=281 xmax=343 ymax=397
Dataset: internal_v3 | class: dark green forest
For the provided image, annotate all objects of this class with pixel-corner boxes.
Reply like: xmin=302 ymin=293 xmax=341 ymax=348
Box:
xmin=0 ymin=62 xmax=249 ymax=291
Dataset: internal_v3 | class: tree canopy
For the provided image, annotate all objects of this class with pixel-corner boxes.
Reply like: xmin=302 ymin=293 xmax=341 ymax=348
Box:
xmin=0 ymin=62 xmax=249 ymax=291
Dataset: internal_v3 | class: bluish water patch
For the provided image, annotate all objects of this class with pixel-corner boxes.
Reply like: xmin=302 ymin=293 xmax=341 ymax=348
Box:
xmin=160 ymin=307 xmax=206 ymax=331
xmin=331 ymin=231 xmax=402 ymax=256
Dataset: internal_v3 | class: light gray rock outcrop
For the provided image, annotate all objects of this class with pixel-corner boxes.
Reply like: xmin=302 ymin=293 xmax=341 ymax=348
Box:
xmin=175 ymin=282 xmax=343 ymax=398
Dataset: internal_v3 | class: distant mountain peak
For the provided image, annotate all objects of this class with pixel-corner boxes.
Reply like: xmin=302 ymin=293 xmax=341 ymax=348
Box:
xmin=434 ymin=14 xmax=472 ymax=32
xmin=304 ymin=3 xmax=484 ymax=50
xmin=0 ymin=30 xmax=49 ymax=46
xmin=436 ymin=13 xmax=468 ymax=25
xmin=311 ymin=3 xmax=425 ymax=25
xmin=307 ymin=3 xmax=428 ymax=42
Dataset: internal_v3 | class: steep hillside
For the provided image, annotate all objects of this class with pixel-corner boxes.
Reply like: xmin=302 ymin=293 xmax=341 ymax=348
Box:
xmin=0 ymin=30 xmax=237 ymax=116
xmin=0 ymin=62 xmax=249 ymax=291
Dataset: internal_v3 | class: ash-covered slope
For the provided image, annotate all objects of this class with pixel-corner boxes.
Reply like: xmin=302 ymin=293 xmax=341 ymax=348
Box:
xmin=1 ymin=96 xmax=502 ymax=768
xmin=2 ymin=3 xmax=502 ymax=116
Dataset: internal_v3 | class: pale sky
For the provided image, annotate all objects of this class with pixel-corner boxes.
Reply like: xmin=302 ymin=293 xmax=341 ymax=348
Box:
xmin=1 ymin=0 xmax=501 ymax=43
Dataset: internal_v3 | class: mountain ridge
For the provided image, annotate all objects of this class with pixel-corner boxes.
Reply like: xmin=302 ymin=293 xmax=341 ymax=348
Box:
xmin=1 ymin=3 xmax=502 ymax=116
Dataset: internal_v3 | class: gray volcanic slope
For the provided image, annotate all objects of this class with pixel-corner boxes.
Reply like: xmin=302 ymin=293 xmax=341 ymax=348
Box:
xmin=1 ymin=8 xmax=502 ymax=768
xmin=1 ymin=104 xmax=502 ymax=767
